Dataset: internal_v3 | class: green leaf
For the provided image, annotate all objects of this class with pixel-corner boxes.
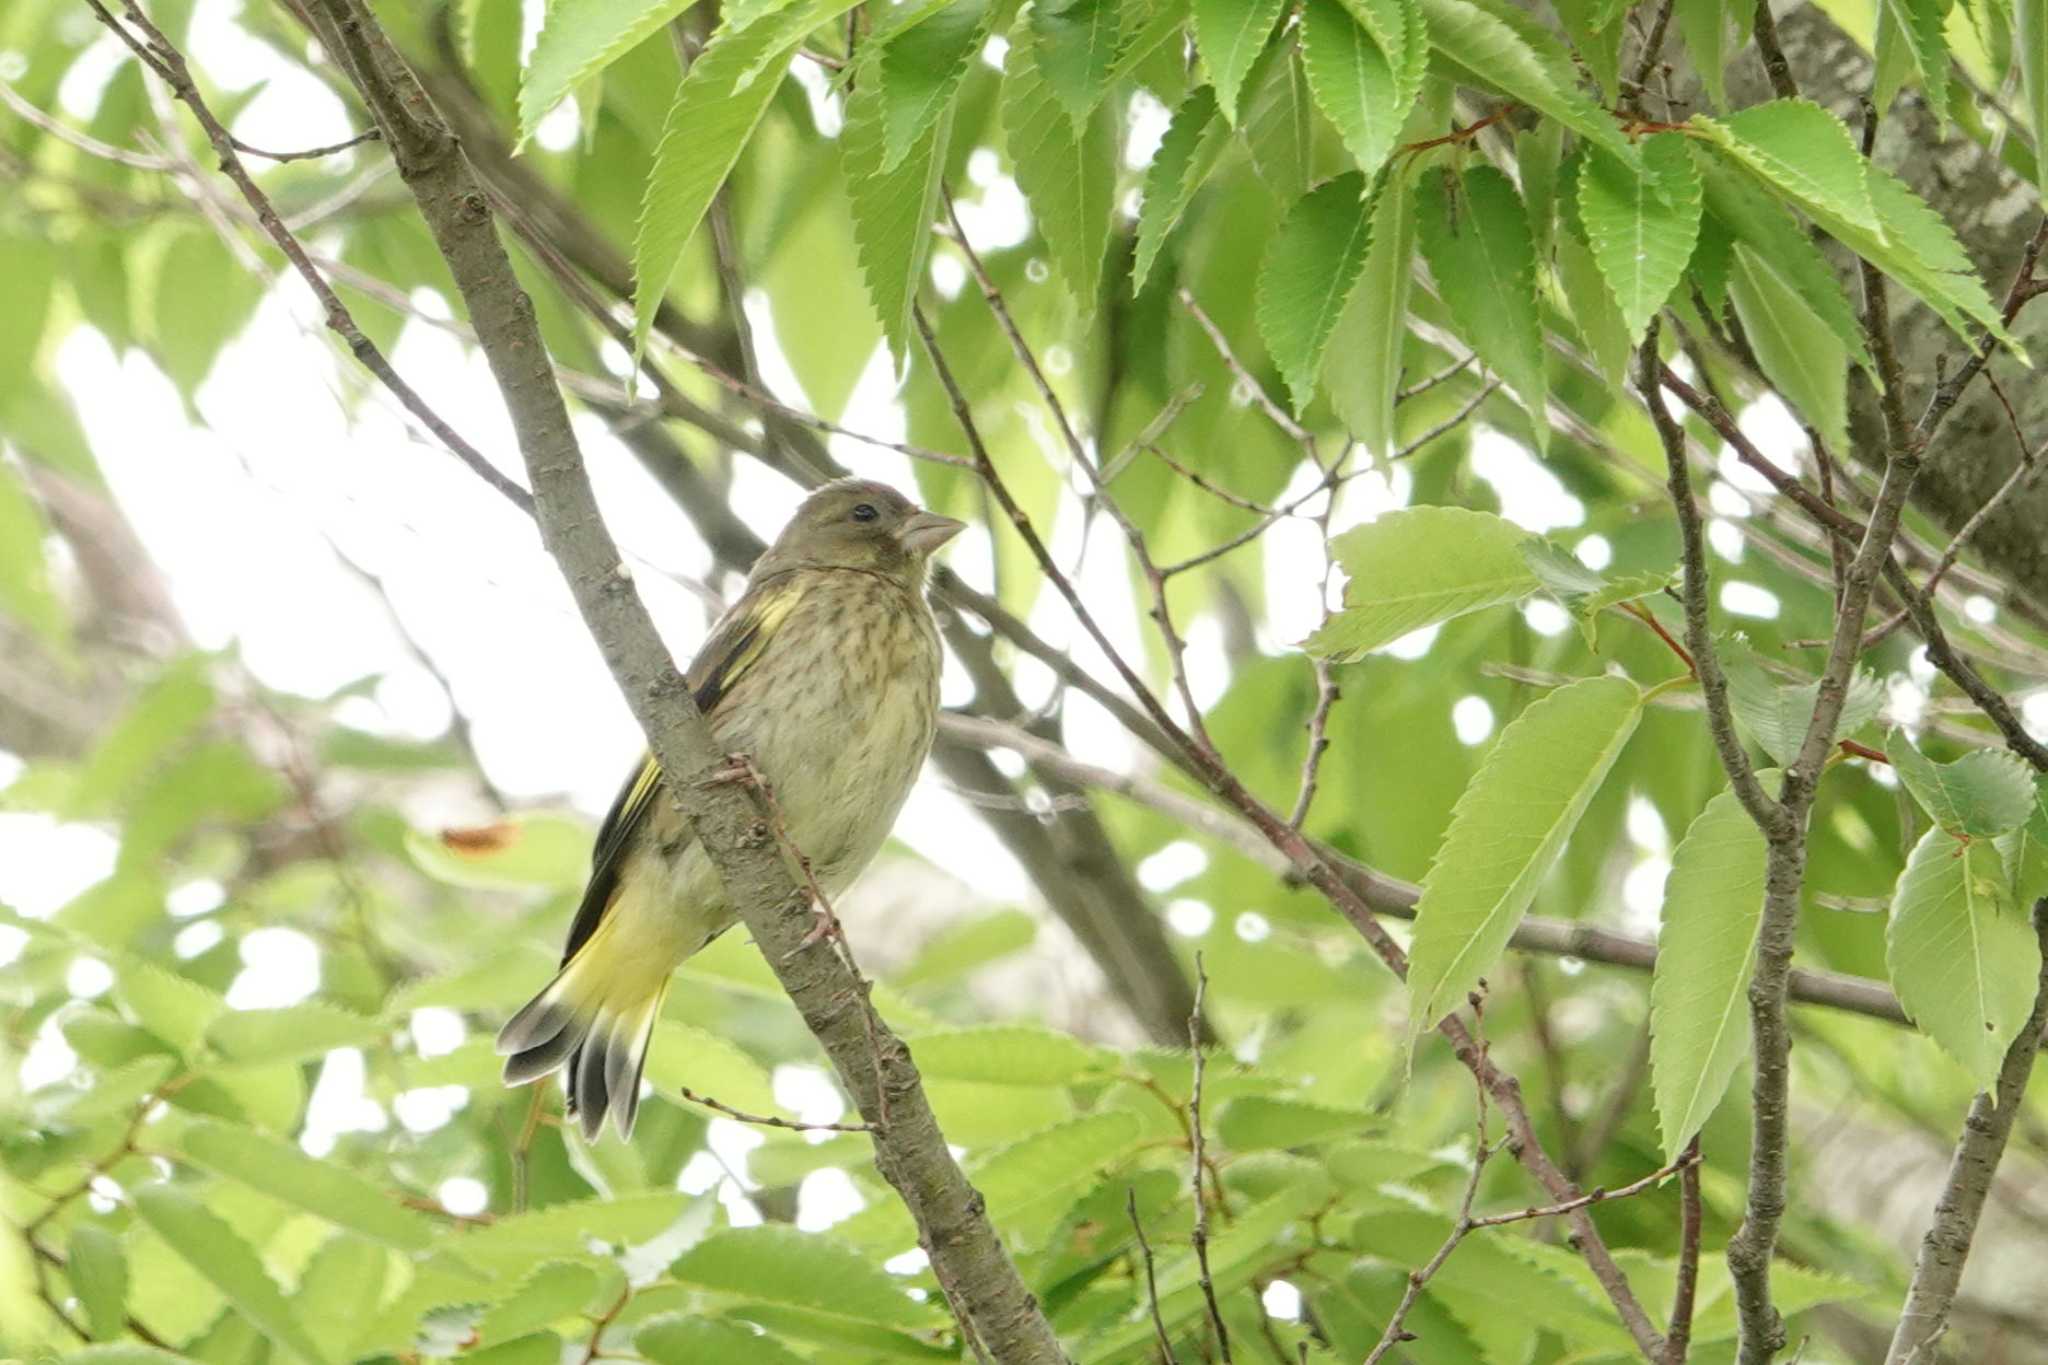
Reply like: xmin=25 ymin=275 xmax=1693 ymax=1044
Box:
xmin=1520 ymin=540 xmax=1674 ymax=649
xmin=1300 ymin=0 xmax=1406 ymax=177
xmin=1305 ymin=506 xmax=1542 ymax=660
xmin=1325 ymin=1139 xmax=1460 ymax=1188
xmin=1325 ymin=168 xmax=1418 ymax=457
xmin=1032 ymin=0 xmax=1120 ymax=123
xmin=1133 ymin=84 xmax=1230 ymax=293
xmin=1576 ymin=134 xmax=1701 ymax=343
xmin=909 ymin=1024 xmax=1113 ymax=1085
xmin=51 ymin=1350 xmax=194 ymax=1365
xmin=1416 ymin=165 xmax=1549 ymax=447
xmin=456 ymin=1193 xmax=692 ymax=1275
xmin=1721 ymin=641 xmax=1882 ymax=766
xmin=1241 ymin=39 xmax=1317 ymax=203
xmin=69 ymin=1224 xmax=129 ymax=1341
xmin=1407 ymin=676 xmax=1643 ymax=1036
xmin=973 ymin=1110 xmax=1148 ymax=1243
xmin=205 ymin=1001 xmax=385 ymax=1066
xmin=1215 ymin=1095 xmax=1372 ymax=1149
xmin=1675 ymin=0 xmax=1734 ymax=107
xmin=1886 ymin=733 xmax=2039 ymax=837
xmin=1415 ymin=0 xmax=1635 ymax=158
xmin=1193 ymin=0 xmax=1288 ymax=121
xmin=844 ymin=71 xmax=951 ymax=363
xmin=1995 ymin=778 xmax=2048 ymax=909
xmin=891 ymin=909 xmax=1037 ymax=986
xmin=637 ymin=1315 xmax=808 ymax=1365
xmin=1727 ymin=243 xmax=1850 ymax=454
xmin=632 ymin=3 xmax=856 ymax=356
xmin=1258 ymin=172 xmax=1375 ymax=411
xmin=176 ymin=1119 xmax=435 ymax=1251
xmin=404 ymin=811 xmax=592 ymax=890
xmin=1001 ymin=22 xmax=1118 ymax=306
xmin=642 ymin=1019 xmax=780 ymax=1112
xmin=2024 ymin=0 xmax=2048 ymax=201
xmin=1878 ymin=0 xmax=1949 ymax=119
xmin=1699 ymin=156 xmax=1875 ymax=375
xmin=1886 ymin=828 xmax=2041 ymax=1087
xmin=133 ymin=1183 xmax=330 ymax=1365
xmin=118 ymin=959 xmax=225 ymax=1055
xmin=1698 ymin=101 xmax=1882 ymax=236
xmin=876 ymin=0 xmax=994 ymax=169
xmin=475 ymin=1262 xmax=607 ymax=1343
xmin=519 ymin=0 xmax=707 ymax=144
xmin=670 ymin=1225 xmax=938 ymax=1328
xmin=1650 ymin=776 xmax=1775 ymax=1161
xmin=1554 ymin=225 xmax=1632 ymax=386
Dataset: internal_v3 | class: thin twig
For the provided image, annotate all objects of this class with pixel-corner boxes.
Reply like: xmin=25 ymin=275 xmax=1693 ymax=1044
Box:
xmin=676 ymin=1085 xmax=876 ymax=1133
xmin=1187 ymin=954 xmax=1231 ymax=1362
xmin=1130 ymin=1189 xmax=1183 ymax=1364
xmin=1667 ymin=1137 xmax=1704 ymax=1364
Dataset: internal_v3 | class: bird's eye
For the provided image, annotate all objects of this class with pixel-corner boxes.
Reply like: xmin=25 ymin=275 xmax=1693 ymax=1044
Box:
xmin=851 ymin=503 xmax=879 ymax=523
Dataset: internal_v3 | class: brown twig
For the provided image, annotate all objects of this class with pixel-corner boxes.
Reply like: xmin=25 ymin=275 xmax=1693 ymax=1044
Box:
xmin=1130 ymin=1189 xmax=1183 ymax=1364
xmin=675 ymin=1085 xmax=876 ymax=1134
xmin=1186 ymin=954 xmax=1231 ymax=1362
xmin=1667 ymin=1137 xmax=1704 ymax=1364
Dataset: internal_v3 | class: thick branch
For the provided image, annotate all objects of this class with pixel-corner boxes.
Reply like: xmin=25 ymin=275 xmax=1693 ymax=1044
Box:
xmin=1884 ymin=901 xmax=2048 ymax=1365
xmin=302 ymin=4 xmax=1066 ymax=1358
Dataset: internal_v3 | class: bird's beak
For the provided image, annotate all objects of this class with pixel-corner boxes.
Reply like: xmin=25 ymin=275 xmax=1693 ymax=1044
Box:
xmin=895 ymin=509 xmax=967 ymax=557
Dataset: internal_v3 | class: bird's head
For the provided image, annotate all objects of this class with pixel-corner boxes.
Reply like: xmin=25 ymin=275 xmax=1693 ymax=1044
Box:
xmin=755 ymin=478 xmax=965 ymax=586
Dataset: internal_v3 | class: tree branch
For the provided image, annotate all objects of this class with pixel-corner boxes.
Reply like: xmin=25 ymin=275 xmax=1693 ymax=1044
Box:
xmin=300 ymin=5 xmax=1068 ymax=1357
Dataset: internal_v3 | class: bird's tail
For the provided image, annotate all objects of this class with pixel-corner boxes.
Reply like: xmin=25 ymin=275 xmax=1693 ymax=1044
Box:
xmin=495 ymin=911 xmax=668 ymax=1141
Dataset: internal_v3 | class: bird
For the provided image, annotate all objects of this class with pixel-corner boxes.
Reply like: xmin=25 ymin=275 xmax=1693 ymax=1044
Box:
xmin=495 ymin=478 xmax=965 ymax=1139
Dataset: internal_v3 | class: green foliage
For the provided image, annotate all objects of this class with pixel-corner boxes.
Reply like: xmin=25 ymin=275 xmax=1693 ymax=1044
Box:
xmin=1650 ymin=776 xmax=1775 ymax=1161
xmin=1306 ymin=506 xmax=1543 ymax=660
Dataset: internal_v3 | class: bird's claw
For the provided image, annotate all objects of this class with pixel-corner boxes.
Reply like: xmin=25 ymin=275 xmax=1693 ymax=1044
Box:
xmin=700 ymin=752 xmax=766 ymax=790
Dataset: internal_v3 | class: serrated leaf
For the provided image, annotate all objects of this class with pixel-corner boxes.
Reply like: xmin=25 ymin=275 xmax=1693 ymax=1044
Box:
xmin=1577 ymin=134 xmax=1701 ymax=342
xmin=642 ymin=1019 xmax=779 ymax=1112
xmin=1554 ymin=225 xmax=1632 ymax=386
xmin=1305 ymin=506 xmax=1543 ymax=660
xmin=1698 ymin=155 xmax=1876 ymax=375
xmin=1407 ymin=676 xmax=1643 ymax=1036
xmin=1301 ymin=0 xmax=1406 ymax=177
xmin=844 ymin=73 xmax=950 ymax=363
xmin=475 ymin=1262 xmax=607 ymax=1343
xmin=133 ymin=1183 xmax=330 ymax=1364
xmin=205 ymin=1001 xmax=385 ymax=1066
xmin=2024 ymin=0 xmax=2048 ymax=201
xmin=1325 ymin=168 xmax=1417 ymax=457
xmin=636 ymin=1315 xmax=809 ymax=1365
xmin=1324 ymin=1139 xmax=1459 ymax=1188
xmin=1417 ymin=165 xmax=1549 ymax=447
xmin=1259 ymin=172 xmax=1375 ymax=411
xmin=1001 ymin=24 xmax=1117 ymax=306
xmin=296 ymin=1234 xmax=389 ymax=1348
xmin=0 ymin=455 xmax=70 ymax=655
xmin=670 ymin=1225 xmax=938 ymax=1328
xmin=1032 ymin=0 xmax=1120 ymax=124
xmin=876 ymin=0 xmax=994 ymax=169
xmin=1721 ymin=640 xmax=1882 ymax=766
xmin=176 ymin=1119 xmax=435 ymax=1250
xmin=632 ymin=3 xmax=857 ymax=357
xmin=1415 ymin=0 xmax=1634 ymax=158
xmin=1215 ymin=1095 xmax=1372 ymax=1149
xmin=1887 ymin=828 xmax=2041 ymax=1087
xmin=1887 ymin=733 xmax=2039 ymax=837
xmin=1698 ymin=100 xmax=1882 ymax=236
xmin=1878 ymin=0 xmax=1949 ymax=119
xmin=1521 ymin=540 xmax=1673 ymax=649
xmin=909 ymin=1024 xmax=1113 ymax=1085
xmin=1995 ymin=778 xmax=2048 ymax=909
xmin=1132 ymin=84 xmax=1230 ymax=293
xmin=1193 ymin=0 xmax=1288 ymax=121
xmin=118 ymin=959 xmax=225 ymax=1055
xmin=1241 ymin=38 xmax=1317 ymax=202
xmin=456 ymin=1193 xmax=692 ymax=1275
xmin=1650 ymin=776 xmax=1775 ymax=1161
xmin=974 ymin=1110 xmax=1147 ymax=1243
xmin=69 ymin=1224 xmax=128 ymax=1341
xmin=518 ymin=0 xmax=708 ymax=144
xmin=1727 ymin=243 xmax=1850 ymax=454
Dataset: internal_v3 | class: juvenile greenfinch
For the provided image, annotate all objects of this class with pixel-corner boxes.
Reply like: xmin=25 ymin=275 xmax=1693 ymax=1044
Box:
xmin=497 ymin=478 xmax=965 ymax=1139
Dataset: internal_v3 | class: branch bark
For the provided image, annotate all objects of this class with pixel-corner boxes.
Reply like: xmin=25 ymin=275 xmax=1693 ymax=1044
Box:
xmin=296 ymin=3 xmax=1067 ymax=1357
xmin=1884 ymin=900 xmax=2048 ymax=1365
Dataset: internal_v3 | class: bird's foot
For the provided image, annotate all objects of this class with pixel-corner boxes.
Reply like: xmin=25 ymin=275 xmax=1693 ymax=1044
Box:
xmin=699 ymin=752 xmax=767 ymax=791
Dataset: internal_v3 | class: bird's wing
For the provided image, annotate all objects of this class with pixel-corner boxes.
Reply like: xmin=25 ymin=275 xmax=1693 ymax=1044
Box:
xmin=557 ymin=575 xmax=807 ymax=963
